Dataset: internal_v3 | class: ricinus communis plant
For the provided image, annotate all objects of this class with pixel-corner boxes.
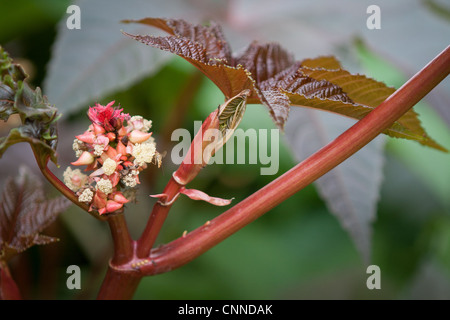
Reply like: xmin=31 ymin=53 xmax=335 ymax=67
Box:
xmin=0 ymin=16 xmax=449 ymax=300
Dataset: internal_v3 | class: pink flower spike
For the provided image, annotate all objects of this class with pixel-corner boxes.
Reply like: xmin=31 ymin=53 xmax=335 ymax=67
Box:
xmin=128 ymin=130 xmax=152 ymax=144
xmin=87 ymin=101 xmax=130 ymax=131
xmin=71 ymin=151 xmax=94 ymax=166
xmin=180 ymin=187 xmax=233 ymax=206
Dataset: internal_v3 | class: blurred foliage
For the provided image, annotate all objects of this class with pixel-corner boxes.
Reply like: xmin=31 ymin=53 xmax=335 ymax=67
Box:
xmin=423 ymin=0 xmax=450 ymax=22
xmin=0 ymin=0 xmax=449 ymax=300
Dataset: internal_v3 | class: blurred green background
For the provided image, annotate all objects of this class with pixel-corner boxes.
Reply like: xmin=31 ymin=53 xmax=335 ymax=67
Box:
xmin=0 ymin=0 xmax=449 ymax=299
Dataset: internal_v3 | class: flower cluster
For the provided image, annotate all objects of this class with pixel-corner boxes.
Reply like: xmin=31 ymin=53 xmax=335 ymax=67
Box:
xmin=64 ymin=101 xmax=161 ymax=215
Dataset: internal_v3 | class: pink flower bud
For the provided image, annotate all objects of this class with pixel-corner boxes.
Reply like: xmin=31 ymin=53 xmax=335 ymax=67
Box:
xmin=105 ymin=146 xmax=118 ymax=159
xmin=122 ymin=160 xmax=133 ymax=167
xmin=111 ymin=192 xmax=130 ymax=204
xmin=105 ymin=200 xmax=124 ymax=213
xmin=117 ymin=126 xmax=128 ymax=138
xmin=128 ymin=130 xmax=152 ymax=144
xmin=110 ymin=171 xmax=120 ymax=187
xmin=87 ymin=101 xmax=129 ymax=132
xmin=107 ymin=132 xmax=116 ymax=142
xmin=125 ymin=143 xmax=133 ymax=155
xmin=92 ymin=123 xmax=105 ymax=135
xmin=116 ymin=141 xmax=127 ymax=155
xmin=92 ymin=190 xmax=107 ymax=210
xmin=95 ymin=135 xmax=110 ymax=147
xmin=71 ymin=151 xmax=94 ymax=166
xmin=76 ymin=132 xmax=95 ymax=144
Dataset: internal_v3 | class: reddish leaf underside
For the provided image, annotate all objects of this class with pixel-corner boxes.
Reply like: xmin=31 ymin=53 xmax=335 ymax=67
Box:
xmin=123 ymin=17 xmax=447 ymax=151
xmin=0 ymin=167 xmax=71 ymax=262
xmin=122 ymin=32 xmax=256 ymax=100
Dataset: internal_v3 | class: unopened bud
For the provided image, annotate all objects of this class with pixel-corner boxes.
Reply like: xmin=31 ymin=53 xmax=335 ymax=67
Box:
xmin=76 ymin=132 xmax=95 ymax=144
xmin=71 ymin=151 xmax=94 ymax=166
xmin=128 ymin=130 xmax=152 ymax=144
xmin=106 ymin=200 xmax=124 ymax=213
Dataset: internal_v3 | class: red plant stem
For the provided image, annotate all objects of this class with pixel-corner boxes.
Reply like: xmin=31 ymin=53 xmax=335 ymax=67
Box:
xmin=106 ymin=214 xmax=135 ymax=265
xmin=134 ymin=45 xmax=450 ymax=275
xmin=137 ymin=110 xmax=220 ymax=258
xmin=97 ymin=267 xmax=141 ymax=300
xmin=136 ymin=176 xmax=183 ymax=258
xmin=0 ymin=261 xmax=22 ymax=300
xmin=33 ymin=154 xmax=137 ymax=299
xmin=33 ymin=153 xmax=106 ymax=221
xmin=96 ymin=209 xmax=138 ymax=300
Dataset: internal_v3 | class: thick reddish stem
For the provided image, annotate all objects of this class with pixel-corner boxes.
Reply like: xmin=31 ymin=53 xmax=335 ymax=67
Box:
xmin=0 ymin=262 xmax=22 ymax=300
xmin=33 ymin=153 xmax=106 ymax=221
xmin=136 ymin=45 xmax=450 ymax=275
xmin=96 ymin=267 xmax=141 ymax=300
xmin=136 ymin=176 xmax=183 ymax=258
xmin=137 ymin=110 xmax=220 ymax=258
xmin=106 ymin=214 xmax=135 ymax=265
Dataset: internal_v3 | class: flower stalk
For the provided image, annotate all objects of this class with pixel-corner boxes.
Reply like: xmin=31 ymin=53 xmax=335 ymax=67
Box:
xmin=137 ymin=90 xmax=251 ymax=258
xmin=64 ymin=101 xmax=161 ymax=216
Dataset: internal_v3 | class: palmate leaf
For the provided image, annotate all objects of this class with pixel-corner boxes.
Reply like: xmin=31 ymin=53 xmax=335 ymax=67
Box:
xmin=123 ymin=17 xmax=446 ymax=151
xmin=297 ymin=64 xmax=446 ymax=151
xmin=0 ymin=167 xmax=71 ymax=262
xmin=123 ymin=18 xmax=233 ymax=64
xmin=300 ymin=56 xmax=342 ymax=70
xmin=0 ymin=46 xmax=60 ymax=165
xmin=285 ymin=108 xmax=386 ymax=262
xmin=121 ymin=31 xmax=256 ymax=102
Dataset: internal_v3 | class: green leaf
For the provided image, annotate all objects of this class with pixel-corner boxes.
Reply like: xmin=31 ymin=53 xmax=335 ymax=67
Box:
xmin=0 ymin=84 xmax=16 ymax=122
xmin=0 ymin=167 xmax=71 ymax=262
xmin=286 ymin=66 xmax=447 ymax=151
xmin=0 ymin=46 xmax=27 ymax=122
xmin=0 ymin=126 xmax=57 ymax=165
xmin=0 ymin=46 xmax=60 ymax=165
xmin=300 ymin=56 xmax=342 ymax=70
